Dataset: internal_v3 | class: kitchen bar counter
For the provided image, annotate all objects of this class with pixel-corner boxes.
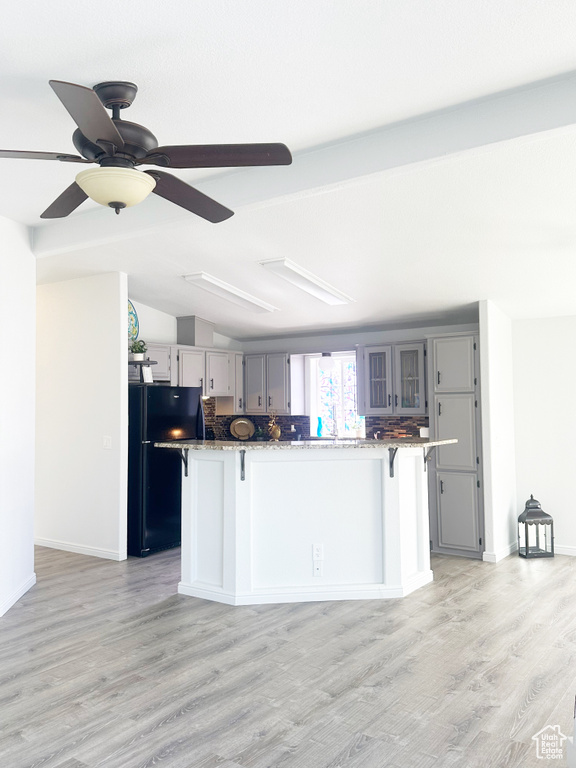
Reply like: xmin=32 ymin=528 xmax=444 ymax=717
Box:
xmin=155 ymin=437 xmax=456 ymax=451
xmin=155 ymin=438 xmax=456 ymax=606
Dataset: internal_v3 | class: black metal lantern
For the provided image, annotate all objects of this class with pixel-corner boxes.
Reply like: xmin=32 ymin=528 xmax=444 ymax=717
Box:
xmin=518 ymin=495 xmax=554 ymax=558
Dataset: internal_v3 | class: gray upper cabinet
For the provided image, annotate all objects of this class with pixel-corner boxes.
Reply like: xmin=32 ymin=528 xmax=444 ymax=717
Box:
xmin=358 ymin=343 xmax=425 ymax=416
xmin=433 ymin=336 xmax=475 ymax=392
xmin=129 ymin=342 xmax=172 ymax=382
xmin=245 ymin=354 xmax=266 ymax=413
xmin=244 ymin=353 xmax=290 ymax=414
xmin=206 ymin=351 xmax=230 ymax=397
xmin=177 ymin=348 xmax=205 ymax=392
xmin=213 ymin=352 xmax=245 ymax=417
xmin=147 ymin=343 xmax=171 ymax=381
xmin=233 ymin=353 xmax=244 ymax=413
xmin=359 ymin=345 xmax=393 ymax=415
xmin=266 ymin=353 xmax=290 ymax=414
xmin=393 ymin=343 xmax=426 ymax=415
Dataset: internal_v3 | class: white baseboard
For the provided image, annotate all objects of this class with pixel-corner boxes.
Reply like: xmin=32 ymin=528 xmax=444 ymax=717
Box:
xmin=178 ymin=571 xmax=434 ymax=606
xmin=35 ymin=538 xmax=126 ymax=562
xmin=554 ymin=545 xmax=576 ymax=557
xmin=0 ymin=573 xmax=36 ymax=617
xmin=483 ymin=540 xmax=518 ymax=563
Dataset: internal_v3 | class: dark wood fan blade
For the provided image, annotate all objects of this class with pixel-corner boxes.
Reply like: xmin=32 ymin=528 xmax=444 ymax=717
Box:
xmin=145 ymin=170 xmax=234 ymax=223
xmin=40 ymin=182 xmax=88 ymax=219
xmin=140 ymin=143 xmax=292 ymax=169
xmin=0 ymin=149 xmax=91 ymax=163
xmin=49 ymin=80 xmax=124 ymax=152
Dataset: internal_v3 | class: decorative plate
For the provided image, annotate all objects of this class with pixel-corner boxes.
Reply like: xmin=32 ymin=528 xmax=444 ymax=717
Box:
xmin=128 ymin=300 xmax=139 ymax=341
xmin=230 ymin=417 xmax=255 ymax=441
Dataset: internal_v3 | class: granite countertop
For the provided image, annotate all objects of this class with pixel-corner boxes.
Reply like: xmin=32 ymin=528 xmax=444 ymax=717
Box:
xmin=154 ymin=438 xmax=458 ymax=451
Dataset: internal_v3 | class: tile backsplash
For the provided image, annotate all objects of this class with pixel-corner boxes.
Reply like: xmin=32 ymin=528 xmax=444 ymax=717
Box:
xmin=365 ymin=415 xmax=429 ymax=439
xmin=204 ymin=398 xmax=428 ymax=441
xmin=203 ymin=399 xmax=310 ymax=441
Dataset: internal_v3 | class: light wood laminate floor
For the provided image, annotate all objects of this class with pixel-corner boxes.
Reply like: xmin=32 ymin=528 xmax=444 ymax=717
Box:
xmin=2 ymin=547 xmax=576 ymax=767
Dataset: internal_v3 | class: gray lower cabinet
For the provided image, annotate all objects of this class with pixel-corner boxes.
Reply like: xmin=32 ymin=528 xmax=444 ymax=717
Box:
xmin=428 ymin=334 xmax=483 ymax=559
xmin=435 ymin=472 xmax=480 ymax=554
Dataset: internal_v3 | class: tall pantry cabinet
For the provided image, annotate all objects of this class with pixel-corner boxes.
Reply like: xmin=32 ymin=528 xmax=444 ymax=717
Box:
xmin=428 ymin=335 xmax=484 ymax=559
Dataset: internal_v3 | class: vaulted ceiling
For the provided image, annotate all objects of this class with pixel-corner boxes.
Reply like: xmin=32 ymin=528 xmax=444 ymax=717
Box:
xmin=4 ymin=1 xmax=576 ymax=338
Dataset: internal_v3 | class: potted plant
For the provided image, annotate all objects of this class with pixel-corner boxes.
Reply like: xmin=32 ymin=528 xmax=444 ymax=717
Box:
xmin=130 ymin=339 xmax=147 ymax=361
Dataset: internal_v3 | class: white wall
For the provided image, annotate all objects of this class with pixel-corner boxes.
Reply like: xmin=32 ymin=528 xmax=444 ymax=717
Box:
xmin=129 ymin=299 xmax=177 ymax=343
xmin=0 ymin=216 xmax=36 ymax=616
xmin=513 ymin=316 xmax=576 ymax=555
xmin=479 ymin=301 xmax=517 ymax=562
xmin=36 ymin=273 xmax=128 ymax=560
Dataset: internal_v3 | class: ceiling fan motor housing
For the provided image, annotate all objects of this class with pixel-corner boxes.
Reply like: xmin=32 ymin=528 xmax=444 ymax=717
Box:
xmin=93 ymin=81 xmax=138 ymax=110
xmin=72 ymin=121 xmax=158 ymax=164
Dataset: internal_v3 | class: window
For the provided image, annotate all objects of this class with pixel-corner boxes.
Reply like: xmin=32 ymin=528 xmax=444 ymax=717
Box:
xmin=308 ymin=353 xmax=365 ymax=438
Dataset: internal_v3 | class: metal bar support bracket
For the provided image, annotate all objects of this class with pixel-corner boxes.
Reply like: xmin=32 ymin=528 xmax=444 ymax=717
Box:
xmin=388 ymin=447 xmax=398 ymax=478
xmin=423 ymin=446 xmax=437 ymax=472
xmin=178 ymin=448 xmax=189 ymax=477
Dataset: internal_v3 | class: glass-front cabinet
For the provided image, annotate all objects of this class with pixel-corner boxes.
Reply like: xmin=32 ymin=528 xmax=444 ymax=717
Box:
xmin=363 ymin=345 xmax=393 ymax=415
xmin=394 ymin=344 xmax=426 ymax=415
xmin=357 ymin=342 xmax=426 ymax=416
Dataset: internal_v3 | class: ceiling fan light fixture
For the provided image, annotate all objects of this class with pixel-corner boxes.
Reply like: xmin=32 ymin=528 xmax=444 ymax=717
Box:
xmin=75 ymin=167 xmax=156 ymax=210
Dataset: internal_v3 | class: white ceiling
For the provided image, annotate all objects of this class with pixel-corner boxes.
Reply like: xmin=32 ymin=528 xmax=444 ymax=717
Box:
xmin=5 ymin=1 xmax=576 ymax=339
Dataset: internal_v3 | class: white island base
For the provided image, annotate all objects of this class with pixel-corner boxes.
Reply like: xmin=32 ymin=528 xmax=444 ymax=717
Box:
xmin=166 ymin=441 xmax=450 ymax=606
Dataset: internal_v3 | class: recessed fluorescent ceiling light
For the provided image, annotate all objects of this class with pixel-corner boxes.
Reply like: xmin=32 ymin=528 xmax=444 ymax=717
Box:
xmin=183 ymin=272 xmax=278 ymax=313
xmin=259 ymin=258 xmax=354 ymax=305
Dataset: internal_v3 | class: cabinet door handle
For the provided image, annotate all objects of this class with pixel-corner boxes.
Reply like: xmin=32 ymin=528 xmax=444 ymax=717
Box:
xmin=210 ymin=378 xmax=214 ymax=390
xmin=258 ymin=395 xmax=262 ymax=406
xmin=388 ymin=394 xmax=391 ymax=407
xmin=200 ymin=377 xmax=203 ymax=389
xmin=268 ymin=395 xmax=272 ymax=407
xmin=437 ymin=371 xmax=441 ymax=385
xmin=395 ymin=394 xmax=398 ymax=407
xmin=440 ymin=480 xmax=445 ymax=494
xmin=239 ymin=397 xmax=243 ymax=409
xmin=438 ymin=401 xmax=442 ymax=416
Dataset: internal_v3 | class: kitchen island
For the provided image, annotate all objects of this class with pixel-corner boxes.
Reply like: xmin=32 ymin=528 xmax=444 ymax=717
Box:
xmin=154 ymin=438 xmax=456 ymax=605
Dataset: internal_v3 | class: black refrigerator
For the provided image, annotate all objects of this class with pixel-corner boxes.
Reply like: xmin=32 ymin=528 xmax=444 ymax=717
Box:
xmin=128 ymin=384 xmax=204 ymax=557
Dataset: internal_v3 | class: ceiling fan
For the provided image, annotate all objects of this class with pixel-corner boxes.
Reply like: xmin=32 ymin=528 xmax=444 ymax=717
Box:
xmin=0 ymin=80 xmax=292 ymax=222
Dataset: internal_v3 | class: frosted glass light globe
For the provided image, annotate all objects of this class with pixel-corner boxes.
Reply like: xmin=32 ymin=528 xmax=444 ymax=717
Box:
xmin=75 ymin=167 xmax=156 ymax=208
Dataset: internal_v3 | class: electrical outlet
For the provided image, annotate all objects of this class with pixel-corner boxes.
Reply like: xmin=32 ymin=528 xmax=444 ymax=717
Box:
xmin=312 ymin=543 xmax=324 ymax=560
xmin=103 ymin=436 xmax=112 ymax=450
xmin=313 ymin=560 xmax=323 ymax=577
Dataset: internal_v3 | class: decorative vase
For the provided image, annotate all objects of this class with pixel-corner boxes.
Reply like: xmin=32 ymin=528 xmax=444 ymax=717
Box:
xmin=132 ymin=353 xmax=145 ymax=361
xmin=268 ymin=411 xmax=281 ymax=441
